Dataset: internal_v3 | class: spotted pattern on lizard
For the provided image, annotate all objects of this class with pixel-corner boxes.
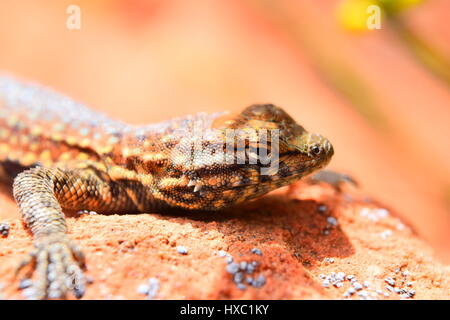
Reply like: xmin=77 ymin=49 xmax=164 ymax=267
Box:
xmin=0 ymin=75 xmax=333 ymax=299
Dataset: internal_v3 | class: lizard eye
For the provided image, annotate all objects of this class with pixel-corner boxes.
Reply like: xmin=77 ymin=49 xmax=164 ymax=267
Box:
xmin=311 ymin=144 xmax=322 ymax=156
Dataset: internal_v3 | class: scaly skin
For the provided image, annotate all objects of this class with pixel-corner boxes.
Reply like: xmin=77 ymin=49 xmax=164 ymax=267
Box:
xmin=0 ymin=75 xmax=333 ymax=299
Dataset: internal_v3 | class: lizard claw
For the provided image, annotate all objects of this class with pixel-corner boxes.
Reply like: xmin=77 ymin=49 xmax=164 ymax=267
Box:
xmin=17 ymin=235 xmax=87 ymax=299
xmin=308 ymin=170 xmax=358 ymax=191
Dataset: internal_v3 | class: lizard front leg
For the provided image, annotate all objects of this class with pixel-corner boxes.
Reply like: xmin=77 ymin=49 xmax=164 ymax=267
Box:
xmin=12 ymin=165 xmax=138 ymax=299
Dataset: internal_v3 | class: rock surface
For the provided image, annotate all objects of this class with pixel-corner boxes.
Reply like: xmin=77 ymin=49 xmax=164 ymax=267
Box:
xmin=1 ymin=0 xmax=449 ymax=257
xmin=0 ymin=180 xmax=448 ymax=299
xmin=0 ymin=0 xmax=449 ymax=300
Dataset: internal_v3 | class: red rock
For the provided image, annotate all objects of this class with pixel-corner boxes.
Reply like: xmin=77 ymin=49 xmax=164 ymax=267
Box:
xmin=0 ymin=181 xmax=448 ymax=299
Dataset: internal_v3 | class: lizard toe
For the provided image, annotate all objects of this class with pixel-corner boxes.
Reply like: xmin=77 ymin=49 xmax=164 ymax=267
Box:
xmin=17 ymin=236 xmax=87 ymax=299
xmin=66 ymin=263 xmax=86 ymax=298
xmin=25 ymin=248 xmax=49 ymax=300
xmin=15 ymin=247 xmax=37 ymax=277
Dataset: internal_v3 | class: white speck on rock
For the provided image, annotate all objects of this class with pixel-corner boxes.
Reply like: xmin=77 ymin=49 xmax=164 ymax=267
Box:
xmin=217 ymin=250 xmax=227 ymax=257
xmin=336 ymin=272 xmax=346 ymax=281
xmin=380 ymin=230 xmax=393 ymax=240
xmin=396 ymin=223 xmax=405 ymax=231
xmin=353 ymin=282 xmax=363 ymax=290
xmin=324 ymin=257 xmax=335 ymax=264
xmin=176 ymin=246 xmax=188 ymax=255
xmin=147 ymin=278 xmax=160 ymax=299
xmin=137 ymin=284 xmax=149 ymax=295
xmin=360 ymin=208 xmax=389 ymax=222
xmin=327 ymin=216 xmax=338 ymax=227
xmin=385 ymin=277 xmax=396 ymax=287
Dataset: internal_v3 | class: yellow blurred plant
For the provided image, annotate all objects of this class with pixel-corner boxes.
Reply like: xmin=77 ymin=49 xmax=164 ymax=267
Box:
xmin=338 ymin=0 xmax=450 ymax=86
xmin=337 ymin=0 xmax=423 ymax=31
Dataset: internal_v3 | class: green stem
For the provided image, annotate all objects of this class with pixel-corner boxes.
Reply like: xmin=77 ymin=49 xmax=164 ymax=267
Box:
xmin=389 ymin=15 xmax=450 ymax=86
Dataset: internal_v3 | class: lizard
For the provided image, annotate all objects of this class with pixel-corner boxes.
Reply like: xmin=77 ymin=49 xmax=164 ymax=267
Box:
xmin=0 ymin=75 xmax=334 ymax=299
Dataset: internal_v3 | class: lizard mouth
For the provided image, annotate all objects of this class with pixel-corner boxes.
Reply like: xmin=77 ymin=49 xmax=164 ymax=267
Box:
xmin=273 ymin=142 xmax=333 ymax=180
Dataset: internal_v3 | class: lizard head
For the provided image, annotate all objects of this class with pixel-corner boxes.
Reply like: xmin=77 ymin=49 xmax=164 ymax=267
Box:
xmin=148 ymin=104 xmax=334 ymax=210
xmin=232 ymin=103 xmax=334 ymax=176
xmin=215 ymin=103 xmax=334 ymax=187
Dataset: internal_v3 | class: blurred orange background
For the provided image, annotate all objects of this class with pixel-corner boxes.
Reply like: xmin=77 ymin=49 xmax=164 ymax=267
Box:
xmin=0 ymin=0 xmax=449 ymax=261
